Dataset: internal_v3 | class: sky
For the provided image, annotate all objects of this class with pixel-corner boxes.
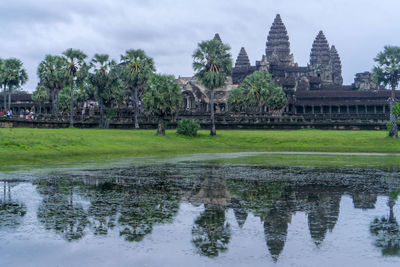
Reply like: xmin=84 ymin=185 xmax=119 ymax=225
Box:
xmin=0 ymin=0 xmax=399 ymax=92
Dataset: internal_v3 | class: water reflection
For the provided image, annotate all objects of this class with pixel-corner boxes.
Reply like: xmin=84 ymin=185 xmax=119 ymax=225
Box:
xmin=4 ymin=165 xmax=399 ymax=263
xmin=0 ymin=181 xmax=26 ymax=230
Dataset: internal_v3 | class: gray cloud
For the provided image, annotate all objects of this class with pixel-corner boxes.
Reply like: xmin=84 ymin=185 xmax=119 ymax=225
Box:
xmin=0 ymin=0 xmax=399 ymax=91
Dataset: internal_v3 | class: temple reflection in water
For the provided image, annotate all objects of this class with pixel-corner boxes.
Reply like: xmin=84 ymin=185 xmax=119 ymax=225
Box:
xmin=1 ymin=165 xmax=399 ymax=262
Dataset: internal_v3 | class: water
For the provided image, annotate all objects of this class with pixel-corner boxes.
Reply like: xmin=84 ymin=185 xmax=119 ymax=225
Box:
xmin=1 ymin=164 xmax=400 ymax=266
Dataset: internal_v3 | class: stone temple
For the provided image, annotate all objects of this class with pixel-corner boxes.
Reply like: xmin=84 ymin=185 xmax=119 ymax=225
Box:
xmin=180 ymin=14 xmax=399 ymax=117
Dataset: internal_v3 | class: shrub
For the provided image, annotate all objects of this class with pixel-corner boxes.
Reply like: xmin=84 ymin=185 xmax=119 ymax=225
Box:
xmin=177 ymin=119 xmax=200 ymax=136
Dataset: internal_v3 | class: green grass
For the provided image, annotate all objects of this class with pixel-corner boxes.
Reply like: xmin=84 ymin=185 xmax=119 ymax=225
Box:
xmin=0 ymin=128 xmax=399 ymax=170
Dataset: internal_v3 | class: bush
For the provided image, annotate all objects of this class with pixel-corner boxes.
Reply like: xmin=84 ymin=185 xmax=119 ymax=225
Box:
xmin=177 ymin=119 xmax=200 ymax=136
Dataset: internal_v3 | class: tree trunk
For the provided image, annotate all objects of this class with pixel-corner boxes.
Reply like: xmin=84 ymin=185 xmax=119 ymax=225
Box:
xmin=56 ymin=91 xmax=59 ymax=118
xmin=70 ymin=80 xmax=74 ymax=128
xmin=39 ymin=103 xmax=42 ymax=115
xmin=157 ymin=116 xmax=165 ymax=136
xmin=389 ymin=84 xmax=398 ymax=138
xmin=210 ymin=90 xmax=216 ymax=136
xmin=99 ymin=101 xmax=104 ymax=128
xmin=51 ymin=90 xmax=55 ymax=115
xmin=3 ymin=85 xmax=6 ymax=111
xmin=8 ymin=90 xmax=11 ymax=111
xmin=134 ymin=87 xmax=139 ymax=129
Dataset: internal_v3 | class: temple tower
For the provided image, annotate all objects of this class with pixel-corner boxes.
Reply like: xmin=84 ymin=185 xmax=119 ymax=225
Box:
xmin=330 ymin=45 xmax=343 ymax=85
xmin=213 ymin=33 xmax=222 ymax=42
xmin=309 ymin=31 xmax=334 ymax=84
xmin=235 ymin=47 xmax=251 ymax=68
xmin=261 ymin=14 xmax=294 ymax=67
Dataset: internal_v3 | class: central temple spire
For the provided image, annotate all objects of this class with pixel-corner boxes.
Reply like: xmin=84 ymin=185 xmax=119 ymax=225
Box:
xmin=310 ymin=31 xmax=331 ymax=66
xmin=265 ymin=14 xmax=294 ymax=66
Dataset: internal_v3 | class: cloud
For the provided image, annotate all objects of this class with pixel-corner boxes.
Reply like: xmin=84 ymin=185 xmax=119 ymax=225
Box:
xmin=0 ymin=0 xmax=399 ymax=91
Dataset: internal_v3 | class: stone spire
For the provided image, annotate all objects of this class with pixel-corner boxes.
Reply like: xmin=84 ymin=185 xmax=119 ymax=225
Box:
xmin=265 ymin=14 xmax=294 ymax=66
xmin=235 ymin=47 xmax=251 ymax=68
xmin=330 ymin=45 xmax=343 ymax=85
xmin=310 ymin=31 xmax=331 ymax=66
xmin=213 ymin=33 xmax=222 ymax=42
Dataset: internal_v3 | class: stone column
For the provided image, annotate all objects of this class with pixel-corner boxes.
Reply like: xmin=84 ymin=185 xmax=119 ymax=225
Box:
xmin=356 ymin=105 xmax=359 ymax=114
xmin=338 ymin=105 xmax=341 ymax=114
xmin=347 ymin=105 xmax=349 ymax=114
xmin=374 ymin=105 xmax=377 ymax=114
xmin=320 ymin=105 xmax=323 ymax=114
xmin=383 ymin=105 xmax=386 ymax=113
xmin=365 ymin=105 xmax=367 ymax=114
xmin=302 ymin=105 xmax=305 ymax=114
xmin=312 ymin=105 xmax=315 ymax=114
xmin=329 ymin=105 xmax=332 ymax=114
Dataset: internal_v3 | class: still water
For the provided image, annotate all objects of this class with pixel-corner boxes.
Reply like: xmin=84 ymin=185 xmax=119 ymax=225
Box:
xmin=1 ymin=164 xmax=400 ymax=267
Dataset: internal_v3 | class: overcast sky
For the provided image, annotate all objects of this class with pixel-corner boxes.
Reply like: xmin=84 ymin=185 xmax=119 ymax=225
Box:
xmin=0 ymin=0 xmax=399 ymax=91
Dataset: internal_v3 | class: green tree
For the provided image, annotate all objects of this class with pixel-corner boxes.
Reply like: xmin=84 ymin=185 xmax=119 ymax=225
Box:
xmin=142 ymin=74 xmax=182 ymax=135
xmin=32 ymin=85 xmax=49 ymax=114
xmin=373 ymin=46 xmax=400 ymax=138
xmin=37 ymin=55 xmax=69 ymax=116
xmin=0 ymin=59 xmax=5 ymax=111
xmin=62 ymin=48 xmax=88 ymax=127
xmin=227 ymin=86 xmax=246 ymax=112
xmin=2 ymin=58 xmax=28 ymax=110
xmin=120 ymin=49 xmax=156 ymax=129
xmin=89 ymin=54 xmax=124 ymax=128
xmin=193 ymin=39 xmax=232 ymax=135
xmin=228 ymin=70 xmax=287 ymax=115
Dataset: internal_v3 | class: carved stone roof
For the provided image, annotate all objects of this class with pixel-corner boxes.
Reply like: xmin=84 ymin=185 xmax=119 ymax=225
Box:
xmin=265 ymin=14 xmax=291 ymax=63
xmin=310 ymin=31 xmax=331 ymax=66
xmin=235 ymin=47 xmax=251 ymax=68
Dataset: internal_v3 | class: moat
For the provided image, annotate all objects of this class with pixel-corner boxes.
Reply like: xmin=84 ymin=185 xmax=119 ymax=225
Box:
xmin=1 ymin=163 xmax=400 ymax=266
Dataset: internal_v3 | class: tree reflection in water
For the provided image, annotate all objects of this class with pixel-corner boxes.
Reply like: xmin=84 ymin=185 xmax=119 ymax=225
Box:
xmin=27 ymin=165 xmax=400 ymax=262
xmin=36 ymin=178 xmax=88 ymax=241
xmin=0 ymin=181 xmax=26 ymax=230
xmin=34 ymin=167 xmax=182 ymax=242
xmin=189 ymin=168 xmax=231 ymax=257
xmin=370 ymin=192 xmax=400 ymax=256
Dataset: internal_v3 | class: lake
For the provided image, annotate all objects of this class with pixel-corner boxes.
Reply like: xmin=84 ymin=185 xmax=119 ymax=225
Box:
xmin=1 ymin=164 xmax=400 ymax=266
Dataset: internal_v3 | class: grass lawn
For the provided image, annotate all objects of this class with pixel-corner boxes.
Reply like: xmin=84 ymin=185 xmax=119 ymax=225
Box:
xmin=0 ymin=128 xmax=399 ymax=170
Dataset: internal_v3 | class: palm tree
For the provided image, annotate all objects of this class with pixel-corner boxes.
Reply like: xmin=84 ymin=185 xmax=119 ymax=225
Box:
xmin=373 ymin=46 xmax=400 ymax=138
xmin=32 ymin=85 xmax=49 ymax=114
xmin=89 ymin=54 xmax=123 ymax=128
xmin=142 ymin=74 xmax=182 ymax=135
xmin=120 ymin=49 xmax=155 ymax=129
xmin=0 ymin=59 xmax=6 ymax=112
xmin=193 ymin=38 xmax=232 ymax=135
xmin=2 ymin=58 xmax=28 ymax=110
xmin=62 ymin=48 xmax=88 ymax=127
xmin=37 ymin=55 xmax=69 ymax=117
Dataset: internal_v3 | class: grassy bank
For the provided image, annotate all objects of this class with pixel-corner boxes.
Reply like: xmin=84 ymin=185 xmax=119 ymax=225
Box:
xmin=0 ymin=128 xmax=399 ymax=169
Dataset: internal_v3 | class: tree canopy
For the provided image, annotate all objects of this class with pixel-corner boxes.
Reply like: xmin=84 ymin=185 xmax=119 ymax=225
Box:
xmin=373 ymin=46 xmax=400 ymax=138
xmin=142 ymin=74 xmax=182 ymax=135
xmin=228 ymin=70 xmax=287 ymax=114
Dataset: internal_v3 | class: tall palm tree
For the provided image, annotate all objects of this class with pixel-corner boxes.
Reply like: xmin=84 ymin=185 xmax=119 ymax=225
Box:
xmin=373 ymin=46 xmax=400 ymax=138
xmin=37 ymin=55 xmax=69 ymax=116
xmin=89 ymin=54 xmax=123 ymax=128
xmin=193 ymin=38 xmax=232 ymax=135
xmin=62 ymin=49 xmax=88 ymax=127
xmin=0 ymin=59 xmax=7 ymax=111
xmin=2 ymin=58 xmax=28 ymax=110
xmin=120 ymin=49 xmax=155 ymax=129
